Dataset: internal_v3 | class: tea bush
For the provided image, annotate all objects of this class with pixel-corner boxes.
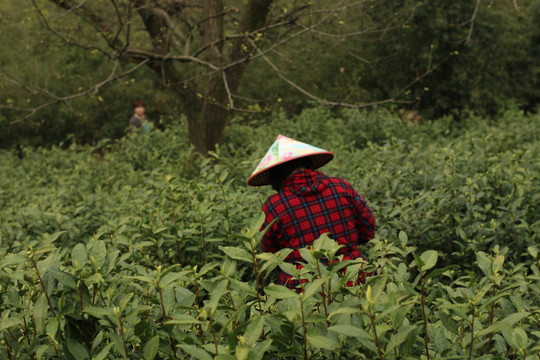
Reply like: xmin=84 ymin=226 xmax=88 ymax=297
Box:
xmin=0 ymin=108 xmax=538 ymax=359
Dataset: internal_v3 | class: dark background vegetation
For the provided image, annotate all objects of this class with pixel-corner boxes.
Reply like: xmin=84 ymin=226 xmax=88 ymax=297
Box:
xmin=0 ymin=0 xmax=539 ymax=149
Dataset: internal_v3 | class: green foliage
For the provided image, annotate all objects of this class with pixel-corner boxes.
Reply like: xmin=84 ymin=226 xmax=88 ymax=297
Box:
xmin=241 ymin=0 xmax=540 ymax=118
xmin=0 ymin=108 xmax=539 ymax=358
xmin=2 ymin=0 xmax=540 ymax=148
xmin=0 ymin=0 xmax=178 ymax=148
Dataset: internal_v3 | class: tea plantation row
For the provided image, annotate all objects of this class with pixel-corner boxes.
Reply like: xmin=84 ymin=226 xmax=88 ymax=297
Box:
xmin=0 ymin=108 xmax=538 ymax=359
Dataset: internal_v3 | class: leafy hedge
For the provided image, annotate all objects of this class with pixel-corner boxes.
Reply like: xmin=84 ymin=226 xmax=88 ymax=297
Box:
xmin=0 ymin=108 xmax=538 ymax=359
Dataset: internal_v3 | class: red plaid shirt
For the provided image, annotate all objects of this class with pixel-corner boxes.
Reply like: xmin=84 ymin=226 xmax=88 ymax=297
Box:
xmin=261 ymin=169 xmax=375 ymax=290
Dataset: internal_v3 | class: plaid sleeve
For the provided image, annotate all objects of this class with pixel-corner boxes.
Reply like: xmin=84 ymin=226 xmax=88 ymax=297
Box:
xmin=352 ymin=192 xmax=376 ymax=243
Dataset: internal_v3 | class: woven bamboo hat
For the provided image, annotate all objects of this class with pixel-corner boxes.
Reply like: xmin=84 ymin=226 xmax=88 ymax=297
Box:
xmin=247 ymin=135 xmax=334 ymax=186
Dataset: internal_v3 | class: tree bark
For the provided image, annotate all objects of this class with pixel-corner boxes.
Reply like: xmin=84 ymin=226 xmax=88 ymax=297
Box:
xmin=196 ymin=0 xmax=226 ymax=154
xmin=193 ymin=0 xmax=273 ymax=154
xmin=134 ymin=0 xmax=273 ymax=155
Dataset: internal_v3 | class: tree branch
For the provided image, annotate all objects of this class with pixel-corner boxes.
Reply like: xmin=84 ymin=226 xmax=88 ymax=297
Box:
xmin=31 ymin=0 xmax=116 ymax=58
xmin=248 ymin=35 xmax=448 ymax=109
xmin=465 ymin=0 xmax=482 ymax=46
xmin=3 ymin=59 xmax=149 ymax=124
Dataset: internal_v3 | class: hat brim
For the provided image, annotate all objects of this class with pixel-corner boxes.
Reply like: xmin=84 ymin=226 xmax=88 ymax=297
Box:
xmin=247 ymin=152 xmax=334 ymax=186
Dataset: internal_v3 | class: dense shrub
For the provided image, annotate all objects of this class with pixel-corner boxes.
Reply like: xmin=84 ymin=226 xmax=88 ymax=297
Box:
xmin=0 ymin=108 xmax=538 ymax=359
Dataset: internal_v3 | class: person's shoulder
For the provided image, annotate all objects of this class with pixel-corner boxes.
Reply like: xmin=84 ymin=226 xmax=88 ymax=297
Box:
xmin=326 ymin=174 xmax=353 ymax=188
xmin=263 ymin=191 xmax=291 ymax=212
xmin=264 ymin=192 xmax=283 ymax=206
xmin=325 ymin=175 xmax=360 ymax=196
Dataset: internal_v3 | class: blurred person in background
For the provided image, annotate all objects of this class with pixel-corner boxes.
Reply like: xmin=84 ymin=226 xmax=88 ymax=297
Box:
xmin=129 ymin=99 xmax=151 ymax=132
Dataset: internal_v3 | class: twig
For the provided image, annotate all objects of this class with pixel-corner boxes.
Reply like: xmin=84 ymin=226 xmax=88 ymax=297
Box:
xmin=468 ymin=304 xmax=476 ymax=360
xmin=368 ymin=309 xmax=384 ymax=360
xmin=465 ymin=0 xmax=481 ymax=45
xmin=4 ymin=59 xmax=148 ymax=124
xmin=420 ymin=273 xmax=431 ymax=360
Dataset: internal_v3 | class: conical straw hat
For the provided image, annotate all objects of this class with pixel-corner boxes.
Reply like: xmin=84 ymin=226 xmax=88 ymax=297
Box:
xmin=247 ymin=135 xmax=334 ymax=186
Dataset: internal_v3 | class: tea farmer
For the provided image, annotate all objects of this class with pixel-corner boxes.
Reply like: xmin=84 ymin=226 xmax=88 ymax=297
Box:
xmin=247 ymin=135 xmax=375 ymax=291
xmin=129 ymin=99 xmax=151 ymax=132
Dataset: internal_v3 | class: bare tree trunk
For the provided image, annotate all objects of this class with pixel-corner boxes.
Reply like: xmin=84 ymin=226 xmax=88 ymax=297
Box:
xmin=188 ymin=0 xmax=273 ymax=154
xmin=197 ymin=0 xmax=226 ymax=154
xmin=137 ymin=0 xmax=272 ymax=155
xmin=193 ymin=0 xmax=273 ymax=154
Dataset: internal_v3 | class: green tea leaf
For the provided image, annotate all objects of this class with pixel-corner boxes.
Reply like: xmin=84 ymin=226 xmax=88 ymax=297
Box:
xmin=0 ymin=317 xmax=22 ymax=331
xmin=328 ymin=324 xmax=371 ymax=338
xmin=420 ymin=250 xmax=438 ymax=271
xmin=175 ymin=286 xmax=196 ymax=307
xmin=307 ymin=334 xmax=339 ymax=350
xmin=476 ymin=312 xmax=530 ymax=337
xmin=34 ymin=245 xmax=57 ymax=256
xmin=512 ymin=327 xmax=529 ymax=349
xmin=264 ymin=284 xmax=299 ymax=299
xmin=84 ymin=306 xmax=115 ymax=319
xmin=385 ymin=325 xmax=416 ymax=355
xmin=219 ymin=246 xmax=253 ymax=263
xmin=198 ymin=262 xmax=219 ymax=276
xmin=35 ymin=344 xmax=51 ymax=360
xmin=49 ymin=269 xmax=77 ymax=290
xmin=119 ymin=293 xmax=134 ymax=313
xmin=179 ymin=344 xmax=212 ymax=360
xmin=66 ymin=339 xmax=90 ymax=360
xmin=0 ymin=254 xmax=27 ymax=268
xmin=206 ymin=280 xmax=228 ymax=314
xmin=370 ymin=277 xmax=387 ymax=304
xmin=44 ymin=231 xmax=66 ymax=245
xmin=91 ymin=240 xmax=107 ymax=268
xmin=436 ymin=311 xmax=459 ymax=335
xmin=527 ymin=246 xmax=538 ymax=259
xmin=476 ymin=251 xmax=492 ymax=277
xmin=164 ymin=314 xmax=201 ymax=325
xmin=398 ymin=231 xmax=408 ymax=245
xmin=328 ymin=307 xmax=360 ymax=320
xmin=244 ymin=316 xmax=264 ymax=346
xmin=72 ymin=243 xmax=87 ymax=269
xmin=302 ymin=277 xmax=327 ymax=301
xmin=143 ymin=335 xmax=159 ymax=360
xmin=249 ymin=211 xmax=266 ymax=235
xmin=45 ymin=317 xmax=58 ymax=338
xmin=492 ymin=255 xmax=504 ymax=274
xmin=33 ymin=293 xmax=48 ymax=334
xmin=248 ymin=339 xmax=273 ymax=360
xmin=236 ymin=345 xmax=249 ymax=360
xmin=94 ymin=343 xmax=114 ymax=360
